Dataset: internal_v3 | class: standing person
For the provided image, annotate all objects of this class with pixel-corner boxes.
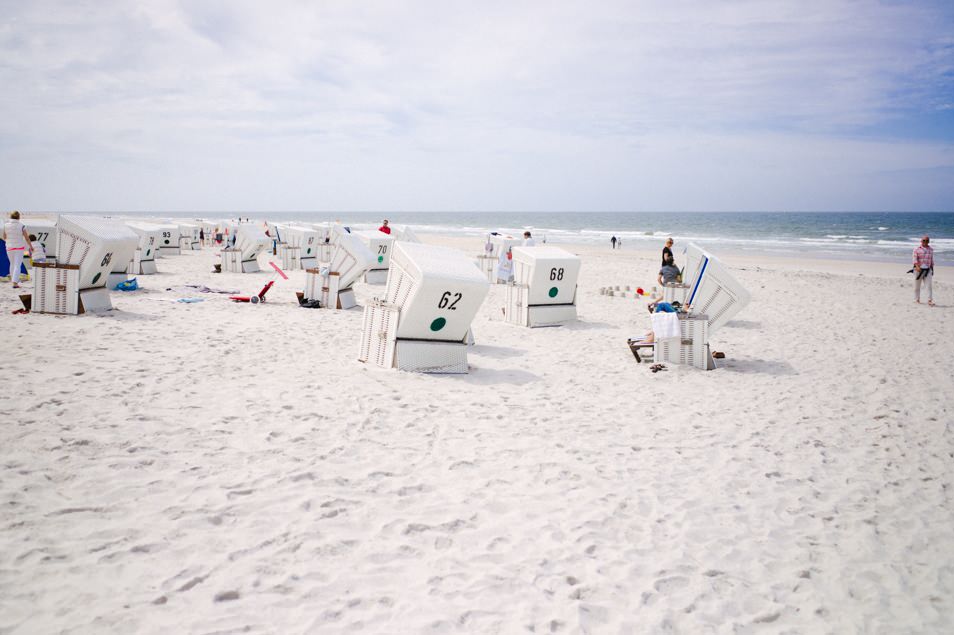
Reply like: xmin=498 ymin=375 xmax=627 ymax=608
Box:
xmin=522 ymin=231 xmax=535 ymax=246
xmin=611 ymin=236 xmax=617 ymax=249
xmin=662 ymin=237 xmax=674 ymax=266
xmin=199 ymin=228 xmax=205 ymax=244
xmin=912 ymin=235 xmax=935 ymax=306
xmin=3 ymin=211 xmax=31 ymax=288
xmin=378 ymin=219 xmax=391 ymax=235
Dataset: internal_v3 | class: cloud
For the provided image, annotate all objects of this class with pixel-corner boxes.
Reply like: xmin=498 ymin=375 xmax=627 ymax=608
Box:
xmin=0 ymin=0 xmax=952 ymax=210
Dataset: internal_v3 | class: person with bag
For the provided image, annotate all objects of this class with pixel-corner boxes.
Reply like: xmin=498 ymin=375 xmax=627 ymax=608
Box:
xmin=912 ymin=235 xmax=935 ymax=306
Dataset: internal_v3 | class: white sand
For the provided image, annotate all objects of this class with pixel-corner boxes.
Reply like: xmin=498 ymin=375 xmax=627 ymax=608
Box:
xmin=1 ymin=237 xmax=952 ymax=634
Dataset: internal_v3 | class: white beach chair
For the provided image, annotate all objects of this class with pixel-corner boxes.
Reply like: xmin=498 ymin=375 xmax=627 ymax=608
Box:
xmin=302 ymin=231 xmax=376 ymax=309
xmin=504 ymin=246 xmax=581 ymax=327
xmin=126 ymin=222 xmax=163 ymax=274
xmin=281 ymin=224 xmax=320 ymax=270
xmin=32 ymin=215 xmax=138 ymax=314
xmin=392 ymin=225 xmax=422 ymax=243
xmin=221 ymin=224 xmax=269 ymax=273
xmin=354 ymin=230 xmax=395 ymax=284
xmin=178 ymin=223 xmax=201 ymax=250
xmin=23 ymin=220 xmax=57 ymax=261
xmin=359 ymin=242 xmax=489 ymax=373
xmin=155 ymin=223 xmax=181 ymax=256
xmin=646 ymin=244 xmax=751 ymax=370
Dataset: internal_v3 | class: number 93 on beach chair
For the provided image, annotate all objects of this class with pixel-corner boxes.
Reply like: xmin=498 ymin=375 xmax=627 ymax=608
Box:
xmin=31 ymin=215 xmax=138 ymax=314
xmin=359 ymin=242 xmax=489 ymax=373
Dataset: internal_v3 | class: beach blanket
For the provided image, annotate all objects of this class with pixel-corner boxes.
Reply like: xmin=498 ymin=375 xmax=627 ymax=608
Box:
xmin=182 ymin=284 xmax=239 ymax=294
xmin=651 ymin=312 xmax=681 ymax=340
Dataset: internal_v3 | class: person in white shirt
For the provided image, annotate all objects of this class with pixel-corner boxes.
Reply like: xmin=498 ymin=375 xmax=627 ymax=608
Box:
xmin=522 ymin=231 xmax=536 ymax=246
xmin=3 ymin=211 xmax=32 ymax=288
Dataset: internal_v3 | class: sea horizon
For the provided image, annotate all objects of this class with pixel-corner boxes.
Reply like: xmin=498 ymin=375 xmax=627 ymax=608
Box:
xmin=36 ymin=210 xmax=954 ymax=266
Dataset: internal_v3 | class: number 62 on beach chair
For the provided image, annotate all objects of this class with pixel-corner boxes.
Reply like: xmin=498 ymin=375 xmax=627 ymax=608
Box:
xmin=359 ymin=242 xmax=489 ymax=373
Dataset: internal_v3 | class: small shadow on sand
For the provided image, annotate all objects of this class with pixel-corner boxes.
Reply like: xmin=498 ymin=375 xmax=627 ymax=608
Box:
xmin=719 ymin=358 xmax=797 ymax=375
xmin=463 ymin=368 xmax=540 ymax=385
xmin=561 ymin=320 xmax=614 ymax=331
xmin=724 ymin=320 xmax=761 ymax=329
xmin=470 ymin=345 xmax=525 ymax=359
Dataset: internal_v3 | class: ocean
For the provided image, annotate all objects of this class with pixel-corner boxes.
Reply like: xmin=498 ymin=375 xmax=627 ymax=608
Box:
xmin=117 ymin=211 xmax=954 ymax=266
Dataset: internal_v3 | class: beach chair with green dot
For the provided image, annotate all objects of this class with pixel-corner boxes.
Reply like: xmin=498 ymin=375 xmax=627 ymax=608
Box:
xmin=359 ymin=242 xmax=489 ymax=373
xmin=504 ymin=246 xmax=581 ymax=327
xmin=355 ymin=230 xmax=395 ymax=285
xmin=283 ymin=224 xmax=320 ymax=270
xmin=31 ymin=215 xmax=137 ymax=314
xmin=126 ymin=221 xmax=163 ymax=275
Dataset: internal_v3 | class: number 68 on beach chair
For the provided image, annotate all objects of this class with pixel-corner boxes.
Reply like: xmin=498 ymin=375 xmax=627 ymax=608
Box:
xmin=359 ymin=242 xmax=489 ymax=373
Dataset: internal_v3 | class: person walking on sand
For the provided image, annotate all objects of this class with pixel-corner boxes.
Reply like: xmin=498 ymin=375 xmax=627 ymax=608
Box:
xmin=662 ymin=237 xmax=674 ymax=266
xmin=912 ymin=235 xmax=935 ymax=306
xmin=3 ymin=211 xmax=32 ymax=288
xmin=611 ymin=236 xmax=617 ymax=249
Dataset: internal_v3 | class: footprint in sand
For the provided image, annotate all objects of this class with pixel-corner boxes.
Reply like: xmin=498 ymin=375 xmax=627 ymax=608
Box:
xmin=653 ymin=576 xmax=689 ymax=593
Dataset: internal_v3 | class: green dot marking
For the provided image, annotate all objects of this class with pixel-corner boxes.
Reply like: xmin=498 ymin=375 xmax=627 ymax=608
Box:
xmin=307 ymin=248 xmax=312 ymax=254
xmin=163 ymin=239 xmax=170 ymax=245
xmin=92 ymin=272 xmax=101 ymax=285
xmin=377 ymin=255 xmax=384 ymax=263
xmin=430 ymin=317 xmax=447 ymax=332
xmin=146 ymin=249 xmax=151 ymax=256
xmin=548 ymin=286 xmax=559 ymax=298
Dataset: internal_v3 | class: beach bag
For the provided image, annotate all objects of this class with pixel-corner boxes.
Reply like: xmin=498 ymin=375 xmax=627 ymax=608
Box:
xmin=115 ymin=278 xmax=139 ymax=291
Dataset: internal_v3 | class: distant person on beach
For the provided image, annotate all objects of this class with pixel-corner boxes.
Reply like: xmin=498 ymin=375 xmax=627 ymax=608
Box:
xmin=611 ymin=236 xmax=617 ymax=249
xmin=912 ymin=235 xmax=935 ymax=306
xmin=379 ymin=219 xmax=391 ymax=235
xmin=662 ymin=237 xmax=674 ymax=266
xmin=522 ymin=231 xmax=535 ymax=246
xmin=199 ymin=228 xmax=205 ymax=244
xmin=3 ymin=211 xmax=31 ymax=288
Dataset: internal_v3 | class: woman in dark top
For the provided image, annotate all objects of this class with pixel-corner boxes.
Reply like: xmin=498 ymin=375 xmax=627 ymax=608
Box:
xmin=661 ymin=237 xmax=674 ymax=266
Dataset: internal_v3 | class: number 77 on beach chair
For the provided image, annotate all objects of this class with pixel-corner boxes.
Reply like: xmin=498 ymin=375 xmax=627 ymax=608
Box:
xmin=359 ymin=242 xmax=489 ymax=373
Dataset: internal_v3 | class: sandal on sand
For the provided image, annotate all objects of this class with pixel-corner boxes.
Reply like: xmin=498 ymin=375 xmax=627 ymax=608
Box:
xmin=928 ymin=301 xmax=936 ymax=307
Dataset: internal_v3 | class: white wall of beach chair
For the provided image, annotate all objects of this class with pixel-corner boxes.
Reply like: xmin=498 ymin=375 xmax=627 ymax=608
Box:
xmin=222 ymin=224 xmax=269 ymax=273
xmin=125 ymin=222 xmax=163 ymax=274
xmin=154 ymin=223 xmax=181 ymax=256
xmin=178 ymin=223 xmax=201 ymax=250
xmin=504 ymin=246 xmax=581 ymax=327
xmin=32 ymin=215 xmax=138 ymax=314
xmin=283 ymin=224 xmax=320 ymax=270
xmin=354 ymin=230 xmax=394 ymax=284
xmin=302 ymin=229 xmax=376 ymax=309
xmin=359 ymin=242 xmax=489 ymax=373
xmin=310 ymin=222 xmax=333 ymax=262
xmin=23 ymin=220 xmax=57 ymax=261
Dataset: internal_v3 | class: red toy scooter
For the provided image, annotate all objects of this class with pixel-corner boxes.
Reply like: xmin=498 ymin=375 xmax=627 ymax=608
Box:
xmin=229 ymin=280 xmax=274 ymax=304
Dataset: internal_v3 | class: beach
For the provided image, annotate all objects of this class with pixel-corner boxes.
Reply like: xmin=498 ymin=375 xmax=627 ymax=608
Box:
xmin=1 ymin=236 xmax=952 ymax=634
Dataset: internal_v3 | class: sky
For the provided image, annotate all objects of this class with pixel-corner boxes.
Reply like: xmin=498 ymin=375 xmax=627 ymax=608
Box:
xmin=1 ymin=0 xmax=953 ymax=212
